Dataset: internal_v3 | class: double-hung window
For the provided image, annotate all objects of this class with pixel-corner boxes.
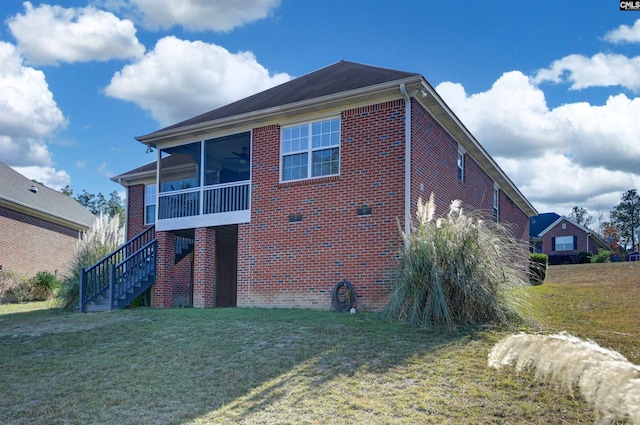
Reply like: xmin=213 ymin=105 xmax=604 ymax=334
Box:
xmin=457 ymin=150 xmax=465 ymax=182
xmin=281 ymin=117 xmax=340 ymax=182
xmin=554 ymin=235 xmax=574 ymax=251
xmin=144 ymin=184 xmax=156 ymax=225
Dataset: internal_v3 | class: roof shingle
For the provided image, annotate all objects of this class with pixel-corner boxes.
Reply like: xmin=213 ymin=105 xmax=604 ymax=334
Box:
xmin=141 ymin=60 xmax=419 ymax=138
xmin=0 ymin=161 xmax=96 ymax=229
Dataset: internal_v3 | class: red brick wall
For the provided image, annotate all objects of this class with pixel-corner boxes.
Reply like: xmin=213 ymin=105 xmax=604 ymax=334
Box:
xmin=126 ymin=184 xmax=149 ymax=240
xmin=238 ymin=102 xmax=406 ymax=311
xmin=410 ymin=100 xmax=529 ymax=241
xmin=0 ymin=205 xmax=82 ymax=278
xmin=411 ymin=100 xmax=493 ymax=218
xmin=498 ymin=191 xmax=530 ymax=242
xmin=543 ymin=219 xmax=595 ymax=255
xmin=153 ymin=231 xmax=175 ymax=307
xmin=193 ymin=227 xmax=215 ymax=307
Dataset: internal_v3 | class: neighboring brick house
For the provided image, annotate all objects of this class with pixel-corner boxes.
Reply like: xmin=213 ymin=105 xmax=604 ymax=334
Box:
xmin=113 ymin=61 xmax=536 ymax=311
xmin=0 ymin=161 xmax=96 ymax=278
xmin=530 ymin=212 xmax=609 ymax=264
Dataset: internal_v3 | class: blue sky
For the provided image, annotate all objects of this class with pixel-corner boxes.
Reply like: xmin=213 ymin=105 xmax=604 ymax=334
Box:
xmin=0 ymin=0 xmax=639 ymax=227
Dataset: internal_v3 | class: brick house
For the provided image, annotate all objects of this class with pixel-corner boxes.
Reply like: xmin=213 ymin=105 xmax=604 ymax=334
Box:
xmin=0 ymin=161 xmax=96 ymax=278
xmin=105 ymin=61 xmax=536 ymax=312
xmin=530 ymin=212 xmax=609 ymax=264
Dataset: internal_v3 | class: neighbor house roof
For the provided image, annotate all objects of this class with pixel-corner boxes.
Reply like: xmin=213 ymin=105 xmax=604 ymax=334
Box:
xmin=128 ymin=60 xmax=536 ymax=217
xmin=530 ymin=213 xmax=560 ymax=238
xmin=0 ymin=161 xmax=96 ymax=230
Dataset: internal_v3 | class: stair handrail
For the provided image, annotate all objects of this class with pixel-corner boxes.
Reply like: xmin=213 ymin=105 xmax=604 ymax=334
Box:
xmin=111 ymin=239 xmax=157 ymax=305
xmin=80 ymin=226 xmax=156 ymax=312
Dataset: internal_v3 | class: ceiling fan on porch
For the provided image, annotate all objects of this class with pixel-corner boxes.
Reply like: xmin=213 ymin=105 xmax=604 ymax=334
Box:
xmin=225 ymin=147 xmax=250 ymax=165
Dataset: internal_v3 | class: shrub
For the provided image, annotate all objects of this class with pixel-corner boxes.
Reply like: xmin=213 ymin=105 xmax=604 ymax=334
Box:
xmin=29 ymin=271 xmax=60 ymax=301
xmin=578 ymin=251 xmax=592 ymax=264
xmin=0 ymin=269 xmax=33 ymax=303
xmin=56 ymin=214 xmax=124 ymax=310
xmin=0 ymin=269 xmax=18 ymax=303
xmin=386 ymin=194 xmax=530 ymax=329
xmin=529 ymin=253 xmax=548 ymax=285
xmin=591 ymin=249 xmax=611 ymax=263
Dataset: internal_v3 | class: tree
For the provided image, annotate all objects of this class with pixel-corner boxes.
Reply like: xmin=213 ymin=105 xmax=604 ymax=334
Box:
xmin=610 ymin=189 xmax=640 ymax=252
xmin=568 ymin=206 xmax=593 ymax=228
xmin=61 ymin=187 xmax=125 ymax=226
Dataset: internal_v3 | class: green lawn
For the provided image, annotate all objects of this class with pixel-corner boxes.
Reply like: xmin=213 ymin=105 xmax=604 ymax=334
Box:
xmin=1 ymin=262 xmax=638 ymax=424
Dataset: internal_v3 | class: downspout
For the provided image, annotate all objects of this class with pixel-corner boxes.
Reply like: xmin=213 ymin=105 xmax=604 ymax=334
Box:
xmin=400 ymin=83 xmax=412 ymax=235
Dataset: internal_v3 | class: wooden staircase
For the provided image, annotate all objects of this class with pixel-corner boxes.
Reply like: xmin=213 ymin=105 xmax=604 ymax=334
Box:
xmin=80 ymin=226 xmax=158 ymax=312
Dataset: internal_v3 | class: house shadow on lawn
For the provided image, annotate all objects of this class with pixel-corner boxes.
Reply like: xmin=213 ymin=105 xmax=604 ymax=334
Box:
xmin=173 ymin=309 xmax=486 ymax=424
xmin=0 ymin=306 xmax=493 ymax=424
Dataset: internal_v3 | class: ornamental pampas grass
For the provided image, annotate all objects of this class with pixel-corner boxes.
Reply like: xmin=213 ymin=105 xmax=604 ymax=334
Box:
xmin=56 ymin=214 xmax=125 ymax=309
xmin=387 ymin=193 xmax=530 ymax=329
xmin=489 ymin=333 xmax=640 ymax=424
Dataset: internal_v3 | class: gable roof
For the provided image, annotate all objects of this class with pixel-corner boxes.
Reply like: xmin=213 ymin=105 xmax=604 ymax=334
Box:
xmin=136 ymin=60 xmax=421 ymax=145
xmin=0 ymin=162 xmax=95 ymax=230
xmin=142 ymin=60 xmax=418 ymax=139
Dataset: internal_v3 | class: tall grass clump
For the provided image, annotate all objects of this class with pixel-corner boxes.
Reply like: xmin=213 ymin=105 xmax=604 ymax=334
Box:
xmin=489 ymin=333 xmax=640 ymax=424
xmin=386 ymin=194 xmax=530 ymax=329
xmin=56 ymin=214 xmax=124 ymax=309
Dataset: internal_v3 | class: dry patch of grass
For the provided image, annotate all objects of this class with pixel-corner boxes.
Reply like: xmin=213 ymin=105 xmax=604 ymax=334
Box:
xmin=526 ymin=262 xmax=640 ymax=362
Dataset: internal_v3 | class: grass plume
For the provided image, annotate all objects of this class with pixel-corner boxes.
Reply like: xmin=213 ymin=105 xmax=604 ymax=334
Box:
xmin=489 ymin=332 xmax=640 ymax=424
xmin=387 ymin=193 xmax=530 ymax=329
xmin=56 ymin=214 xmax=124 ymax=309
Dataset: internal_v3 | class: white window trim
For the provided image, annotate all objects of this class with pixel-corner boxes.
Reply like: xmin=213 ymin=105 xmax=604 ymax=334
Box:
xmin=457 ymin=146 xmax=466 ymax=182
xmin=555 ymin=235 xmax=574 ymax=251
xmin=280 ymin=117 xmax=341 ymax=183
xmin=493 ymin=184 xmax=500 ymax=222
xmin=144 ymin=183 xmax=156 ymax=225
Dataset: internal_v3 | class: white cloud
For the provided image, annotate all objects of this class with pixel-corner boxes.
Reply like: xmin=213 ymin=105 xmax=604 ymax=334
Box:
xmin=104 ymin=36 xmax=291 ymax=126
xmin=553 ymin=94 xmax=640 ymax=174
xmin=533 ymin=53 xmax=640 ymax=91
xmin=8 ymin=1 xmax=145 ymax=66
xmin=0 ymin=42 xmax=65 ymax=166
xmin=437 ymin=72 xmax=565 ymax=158
xmin=498 ymin=153 xmax=633 ymax=209
xmin=0 ymin=43 xmax=66 ymax=138
xmin=0 ymin=42 xmax=71 ymax=190
xmin=128 ymin=0 xmax=280 ymax=32
xmin=604 ymin=19 xmax=640 ymax=43
xmin=436 ymin=72 xmax=640 ymax=216
xmin=97 ymin=161 xmax=115 ymax=178
xmin=12 ymin=165 xmax=71 ymax=191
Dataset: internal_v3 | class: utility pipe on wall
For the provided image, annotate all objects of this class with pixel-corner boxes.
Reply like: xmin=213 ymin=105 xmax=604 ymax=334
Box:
xmin=400 ymin=83 xmax=412 ymax=235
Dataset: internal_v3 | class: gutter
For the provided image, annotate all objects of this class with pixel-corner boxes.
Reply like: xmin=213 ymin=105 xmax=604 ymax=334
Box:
xmin=400 ymin=83 xmax=411 ymax=235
